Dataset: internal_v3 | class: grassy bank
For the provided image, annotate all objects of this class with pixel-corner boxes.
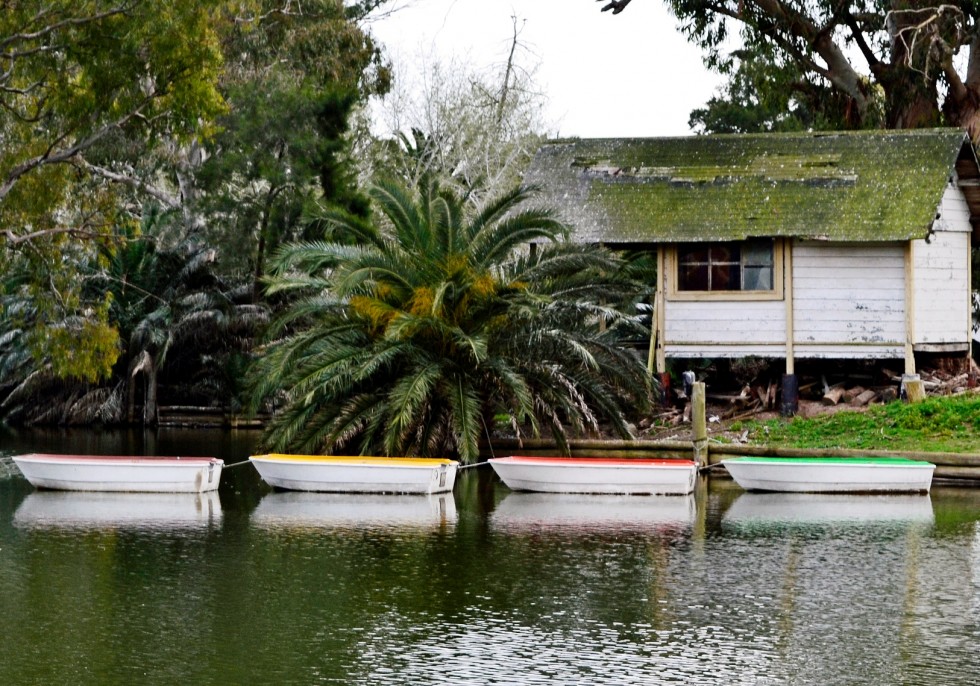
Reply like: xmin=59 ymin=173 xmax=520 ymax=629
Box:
xmin=728 ymin=392 xmax=980 ymax=454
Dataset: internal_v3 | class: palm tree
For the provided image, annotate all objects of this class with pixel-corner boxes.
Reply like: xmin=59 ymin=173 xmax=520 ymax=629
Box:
xmin=248 ymin=177 xmax=653 ymax=463
xmin=103 ymin=208 xmax=267 ymax=424
xmin=0 ymin=207 xmax=267 ymax=426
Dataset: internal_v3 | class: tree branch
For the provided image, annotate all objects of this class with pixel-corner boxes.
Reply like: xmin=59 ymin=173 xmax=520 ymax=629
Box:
xmin=0 ymin=95 xmax=155 ymax=203
xmin=77 ymin=159 xmax=182 ymax=210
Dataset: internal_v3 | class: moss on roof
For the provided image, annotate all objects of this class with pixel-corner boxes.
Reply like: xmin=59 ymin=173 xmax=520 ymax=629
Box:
xmin=523 ymin=129 xmax=975 ymax=243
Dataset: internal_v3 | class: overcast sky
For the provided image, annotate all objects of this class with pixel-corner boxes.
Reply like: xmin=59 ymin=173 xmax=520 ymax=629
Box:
xmin=366 ymin=0 xmax=724 ymax=138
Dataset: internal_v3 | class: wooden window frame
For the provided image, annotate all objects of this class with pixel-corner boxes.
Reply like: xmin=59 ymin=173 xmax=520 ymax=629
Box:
xmin=666 ymin=238 xmax=785 ymax=302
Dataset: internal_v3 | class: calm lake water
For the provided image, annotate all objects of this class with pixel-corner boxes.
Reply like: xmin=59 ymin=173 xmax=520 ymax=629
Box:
xmin=2 ymin=427 xmax=980 ymax=685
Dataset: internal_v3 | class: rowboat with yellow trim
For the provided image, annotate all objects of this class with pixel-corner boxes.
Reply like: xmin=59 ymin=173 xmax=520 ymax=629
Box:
xmin=248 ymin=454 xmax=458 ymax=494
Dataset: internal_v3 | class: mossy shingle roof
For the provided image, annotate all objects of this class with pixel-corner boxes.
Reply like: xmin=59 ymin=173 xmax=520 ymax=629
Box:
xmin=523 ymin=129 xmax=978 ymax=243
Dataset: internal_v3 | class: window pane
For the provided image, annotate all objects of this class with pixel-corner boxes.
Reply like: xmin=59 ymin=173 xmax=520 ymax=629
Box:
xmin=711 ymin=264 xmax=739 ymax=290
xmin=679 ymin=246 xmax=708 ymax=264
xmin=675 ymin=239 xmax=775 ymax=293
xmin=743 ymin=266 xmax=772 ymax=290
xmin=709 ymin=245 xmax=736 ymax=263
xmin=742 ymin=240 xmax=773 ymax=267
xmin=679 ymin=264 xmax=709 ymax=290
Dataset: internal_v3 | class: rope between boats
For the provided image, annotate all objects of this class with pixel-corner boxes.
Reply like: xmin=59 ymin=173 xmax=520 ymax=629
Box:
xmin=458 ymin=462 xmax=490 ymax=470
xmin=223 ymin=460 xmax=253 ymax=469
xmin=698 ymin=462 xmax=727 ymax=474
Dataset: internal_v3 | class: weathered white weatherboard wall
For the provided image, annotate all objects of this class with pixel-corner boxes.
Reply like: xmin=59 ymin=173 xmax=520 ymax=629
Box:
xmin=913 ymin=183 xmax=972 ymax=350
xmin=664 ymin=184 xmax=972 ymax=361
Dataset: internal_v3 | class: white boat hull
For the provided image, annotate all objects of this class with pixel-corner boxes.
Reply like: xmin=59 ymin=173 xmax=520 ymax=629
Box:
xmin=488 ymin=457 xmax=697 ymax=495
xmin=12 ymin=454 xmax=223 ymax=493
xmin=721 ymin=458 xmax=935 ymax=493
xmin=249 ymin=455 xmax=458 ymax=494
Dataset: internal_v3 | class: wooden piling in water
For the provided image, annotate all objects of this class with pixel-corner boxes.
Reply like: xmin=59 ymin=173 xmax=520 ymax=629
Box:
xmin=692 ymin=381 xmax=707 ymax=468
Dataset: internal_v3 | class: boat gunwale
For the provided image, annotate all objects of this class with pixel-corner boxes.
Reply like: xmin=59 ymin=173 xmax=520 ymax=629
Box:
xmin=722 ymin=456 xmax=935 ymax=468
xmin=490 ymin=456 xmax=697 ymax=469
xmin=249 ymin=454 xmax=458 ymax=467
xmin=14 ymin=453 xmax=223 ymax=466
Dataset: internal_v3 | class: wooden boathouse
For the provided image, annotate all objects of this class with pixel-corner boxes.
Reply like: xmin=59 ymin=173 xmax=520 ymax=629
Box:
xmin=524 ymin=129 xmax=980 ymax=413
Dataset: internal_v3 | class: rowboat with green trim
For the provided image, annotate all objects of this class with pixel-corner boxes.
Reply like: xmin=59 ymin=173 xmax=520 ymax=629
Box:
xmin=248 ymin=454 xmax=458 ymax=494
xmin=487 ymin=456 xmax=698 ymax=495
xmin=720 ymin=456 xmax=935 ymax=493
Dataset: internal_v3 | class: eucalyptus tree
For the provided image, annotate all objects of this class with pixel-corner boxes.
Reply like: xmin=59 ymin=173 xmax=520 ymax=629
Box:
xmin=248 ymin=178 xmax=652 ymax=462
xmin=193 ymin=0 xmax=393 ymax=301
xmin=0 ymin=1 xmax=393 ymax=384
xmin=603 ymin=2 xmax=980 ymax=137
xmin=0 ymin=1 xmax=226 ymax=379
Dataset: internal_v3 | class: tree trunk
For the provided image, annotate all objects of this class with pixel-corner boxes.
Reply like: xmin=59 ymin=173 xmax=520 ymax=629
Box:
xmin=144 ymin=358 xmax=159 ymax=427
xmin=875 ymin=63 xmax=942 ymax=129
xmin=943 ymin=83 xmax=980 ymax=141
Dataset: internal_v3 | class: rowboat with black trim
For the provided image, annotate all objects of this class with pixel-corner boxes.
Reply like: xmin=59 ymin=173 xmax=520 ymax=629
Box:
xmin=11 ymin=453 xmax=224 ymax=493
xmin=487 ymin=456 xmax=698 ymax=495
xmin=248 ymin=454 xmax=458 ymax=494
xmin=720 ymin=456 xmax=935 ymax=493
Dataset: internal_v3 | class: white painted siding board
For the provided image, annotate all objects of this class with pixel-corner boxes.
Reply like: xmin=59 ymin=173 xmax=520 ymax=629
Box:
xmin=792 ymin=242 xmax=907 ymax=350
xmin=793 ymin=344 xmax=905 ymax=359
xmin=913 ymin=229 xmax=969 ymax=344
xmin=665 ymin=300 xmax=785 ymax=349
xmin=937 ymin=185 xmax=972 ymax=232
xmin=668 ymin=345 xmax=785 ymax=358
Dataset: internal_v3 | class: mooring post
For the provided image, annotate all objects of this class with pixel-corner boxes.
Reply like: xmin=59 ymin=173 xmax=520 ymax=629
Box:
xmin=781 ymin=373 xmax=799 ymax=417
xmin=692 ymin=381 xmax=707 ymax=468
xmin=902 ymin=373 xmax=926 ymax=403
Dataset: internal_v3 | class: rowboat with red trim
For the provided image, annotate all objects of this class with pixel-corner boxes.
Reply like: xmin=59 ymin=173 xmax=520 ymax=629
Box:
xmin=487 ymin=456 xmax=698 ymax=495
xmin=249 ymin=454 xmax=458 ymax=494
xmin=720 ymin=456 xmax=935 ymax=493
xmin=12 ymin=453 xmax=224 ymax=493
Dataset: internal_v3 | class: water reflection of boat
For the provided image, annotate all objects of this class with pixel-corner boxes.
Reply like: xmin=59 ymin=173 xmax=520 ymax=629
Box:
xmin=13 ymin=491 xmax=222 ymax=530
xmin=723 ymin=492 xmax=935 ymax=528
xmin=490 ymin=492 xmax=695 ymax=534
xmin=250 ymin=492 xmax=457 ymax=529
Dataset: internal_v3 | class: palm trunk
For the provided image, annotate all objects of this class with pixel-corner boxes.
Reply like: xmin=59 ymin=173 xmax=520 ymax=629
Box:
xmin=144 ymin=359 xmax=159 ymax=426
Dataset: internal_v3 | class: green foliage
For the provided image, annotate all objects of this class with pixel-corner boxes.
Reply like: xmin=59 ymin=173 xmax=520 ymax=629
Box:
xmin=0 ymin=0 xmax=226 ymax=231
xmin=689 ymin=46 xmax=884 ymax=134
xmin=248 ymin=178 xmax=653 ymax=462
xmin=196 ymin=0 xmax=389 ymax=287
xmin=735 ymin=394 xmax=980 ymax=453
xmin=0 ymin=206 xmax=267 ymax=424
xmin=650 ymin=1 xmax=980 ymax=134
